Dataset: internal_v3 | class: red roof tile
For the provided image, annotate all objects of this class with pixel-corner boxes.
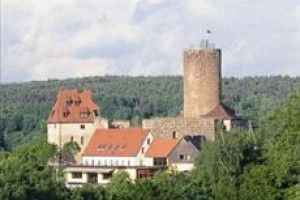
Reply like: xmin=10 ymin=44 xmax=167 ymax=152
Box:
xmin=146 ymin=138 xmax=180 ymax=157
xmin=82 ymin=128 xmax=150 ymax=157
xmin=204 ymin=102 xmax=238 ymax=119
xmin=48 ymin=89 xmax=100 ymax=124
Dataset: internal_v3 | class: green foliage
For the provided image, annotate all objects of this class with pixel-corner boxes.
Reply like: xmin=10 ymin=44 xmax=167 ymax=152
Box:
xmin=0 ymin=141 xmax=69 ymax=200
xmin=60 ymin=141 xmax=81 ymax=164
xmin=1 ymin=75 xmax=300 ymax=149
xmin=0 ymin=77 xmax=300 ymax=199
xmin=71 ymin=184 xmax=106 ymax=200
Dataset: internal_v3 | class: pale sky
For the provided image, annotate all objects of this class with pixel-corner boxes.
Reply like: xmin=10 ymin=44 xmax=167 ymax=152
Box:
xmin=1 ymin=0 xmax=300 ymax=82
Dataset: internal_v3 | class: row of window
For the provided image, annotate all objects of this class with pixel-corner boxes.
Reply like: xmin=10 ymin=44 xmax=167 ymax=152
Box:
xmin=153 ymin=158 xmax=167 ymax=166
xmin=85 ymin=159 xmax=134 ymax=166
xmin=52 ymin=124 xmax=86 ymax=129
xmin=98 ymin=144 xmax=126 ymax=151
xmin=71 ymin=172 xmax=112 ymax=181
xmin=70 ymin=136 xmax=84 ymax=145
xmin=179 ymin=154 xmax=191 ymax=161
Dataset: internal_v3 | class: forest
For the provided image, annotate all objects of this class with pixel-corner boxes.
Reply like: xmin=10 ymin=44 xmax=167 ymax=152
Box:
xmin=0 ymin=76 xmax=299 ymax=199
xmin=0 ymin=75 xmax=299 ymax=150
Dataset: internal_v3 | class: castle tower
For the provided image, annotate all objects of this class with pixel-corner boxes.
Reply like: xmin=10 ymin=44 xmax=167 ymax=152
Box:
xmin=183 ymin=40 xmax=221 ymax=118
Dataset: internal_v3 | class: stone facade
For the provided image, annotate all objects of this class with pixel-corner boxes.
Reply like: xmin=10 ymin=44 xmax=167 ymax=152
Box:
xmin=183 ymin=48 xmax=221 ymax=117
xmin=142 ymin=117 xmax=216 ymax=140
xmin=168 ymin=138 xmax=199 ymax=164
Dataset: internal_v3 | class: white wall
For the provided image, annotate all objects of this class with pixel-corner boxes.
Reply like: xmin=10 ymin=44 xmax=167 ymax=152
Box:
xmin=83 ymin=156 xmax=137 ymax=167
xmin=223 ymin=119 xmax=232 ymax=132
xmin=170 ymin=163 xmax=194 ymax=171
xmin=135 ymin=132 xmax=154 ymax=166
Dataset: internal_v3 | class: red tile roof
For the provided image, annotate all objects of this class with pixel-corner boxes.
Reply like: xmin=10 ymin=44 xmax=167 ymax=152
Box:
xmin=48 ymin=89 xmax=100 ymax=124
xmin=204 ymin=102 xmax=238 ymax=119
xmin=146 ymin=138 xmax=180 ymax=157
xmin=82 ymin=128 xmax=150 ymax=157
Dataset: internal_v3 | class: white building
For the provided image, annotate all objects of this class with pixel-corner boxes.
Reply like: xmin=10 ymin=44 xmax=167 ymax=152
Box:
xmin=81 ymin=128 xmax=154 ymax=167
xmin=47 ymin=89 xmax=108 ymax=161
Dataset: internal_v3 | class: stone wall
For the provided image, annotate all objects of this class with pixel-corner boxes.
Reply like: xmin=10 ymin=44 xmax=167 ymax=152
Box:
xmin=142 ymin=117 xmax=216 ymax=140
xmin=183 ymin=49 xmax=221 ymax=117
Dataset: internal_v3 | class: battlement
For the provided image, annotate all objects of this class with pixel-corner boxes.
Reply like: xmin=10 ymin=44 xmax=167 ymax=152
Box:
xmin=184 ymin=49 xmax=221 ymax=61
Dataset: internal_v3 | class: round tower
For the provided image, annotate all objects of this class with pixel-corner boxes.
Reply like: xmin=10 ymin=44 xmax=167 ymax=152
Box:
xmin=183 ymin=42 xmax=221 ymax=118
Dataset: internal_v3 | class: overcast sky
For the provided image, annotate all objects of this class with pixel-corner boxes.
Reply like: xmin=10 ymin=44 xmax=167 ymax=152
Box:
xmin=1 ymin=0 xmax=300 ymax=83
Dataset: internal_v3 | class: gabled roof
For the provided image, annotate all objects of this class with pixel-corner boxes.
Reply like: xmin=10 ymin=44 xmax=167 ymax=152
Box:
xmin=146 ymin=138 xmax=180 ymax=158
xmin=204 ymin=102 xmax=238 ymax=119
xmin=82 ymin=128 xmax=150 ymax=157
xmin=48 ymin=89 xmax=100 ymax=124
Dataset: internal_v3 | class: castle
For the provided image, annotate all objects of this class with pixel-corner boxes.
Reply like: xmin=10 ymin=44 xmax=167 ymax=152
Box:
xmin=47 ymin=41 xmax=239 ymax=186
xmin=142 ymin=40 xmax=239 ymax=140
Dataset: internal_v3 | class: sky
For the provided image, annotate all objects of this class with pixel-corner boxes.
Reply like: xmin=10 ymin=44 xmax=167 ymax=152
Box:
xmin=1 ymin=0 xmax=300 ymax=83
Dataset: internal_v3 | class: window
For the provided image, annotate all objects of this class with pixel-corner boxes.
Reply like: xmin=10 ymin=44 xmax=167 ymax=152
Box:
xmin=154 ymin=158 xmax=167 ymax=166
xmin=81 ymin=136 xmax=84 ymax=145
xmin=70 ymin=136 xmax=73 ymax=142
xmin=53 ymin=124 xmax=56 ymax=129
xmin=114 ymin=145 xmax=120 ymax=150
xmin=147 ymin=138 xmax=151 ymax=145
xmin=98 ymin=144 xmax=106 ymax=150
xmin=80 ymin=113 xmax=89 ymax=118
xmin=120 ymin=145 xmax=126 ymax=151
xmin=72 ymin=172 xmax=82 ymax=179
xmin=103 ymin=172 xmax=112 ymax=180
xmin=128 ymin=160 xmax=130 ymax=166
xmin=141 ymin=147 xmax=145 ymax=154
xmin=172 ymin=131 xmax=177 ymax=139
xmin=87 ymin=173 xmax=97 ymax=183
xmin=80 ymin=124 xmax=85 ymax=129
xmin=91 ymin=159 xmax=94 ymax=166
xmin=179 ymin=154 xmax=185 ymax=160
xmin=63 ymin=112 xmax=68 ymax=118
xmin=93 ymin=110 xmax=99 ymax=116
xmin=187 ymin=155 xmax=191 ymax=160
xmin=138 ymin=169 xmax=153 ymax=179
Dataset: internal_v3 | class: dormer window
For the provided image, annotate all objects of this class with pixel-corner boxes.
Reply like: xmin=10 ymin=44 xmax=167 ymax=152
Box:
xmin=80 ymin=112 xmax=89 ymax=118
xmin=80 ymin=109 xmax=90 ymax=119
xmin=66 ymin=98 xmax=73 ymax=106
xmin=63 ymin=111 xmax=69 ymax=118
xmin=93 ymin=110 xmax=99 ymax=117
xmin=73 ymin=97 xmax=81 ymax=106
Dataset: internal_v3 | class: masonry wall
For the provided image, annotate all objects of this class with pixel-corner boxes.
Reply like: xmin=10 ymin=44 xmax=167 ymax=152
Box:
xmin=142 ymin=117 xmax=216 ymax=140
xmin=168 ymin=139 xmax=199 ymax=164
xmin=183 ymin=49 xmax=221 ymax=117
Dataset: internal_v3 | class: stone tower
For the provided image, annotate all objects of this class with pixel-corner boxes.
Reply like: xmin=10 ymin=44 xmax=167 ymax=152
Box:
xmin=183 ymin=41 xmax=221 ymax=118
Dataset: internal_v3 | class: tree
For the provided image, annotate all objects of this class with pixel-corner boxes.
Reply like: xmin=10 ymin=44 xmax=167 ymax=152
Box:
xmin=60 ymin=141 xmax=81 ymax=164
xmin=0 ymin=141 xmax=70 ymax=200
xmin=71 ymin=184 xmax=106 ymax=200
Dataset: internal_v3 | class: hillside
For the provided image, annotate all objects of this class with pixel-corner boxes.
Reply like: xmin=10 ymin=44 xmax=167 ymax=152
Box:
xmin=0 ymin=75 xmax=300 ymax=149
